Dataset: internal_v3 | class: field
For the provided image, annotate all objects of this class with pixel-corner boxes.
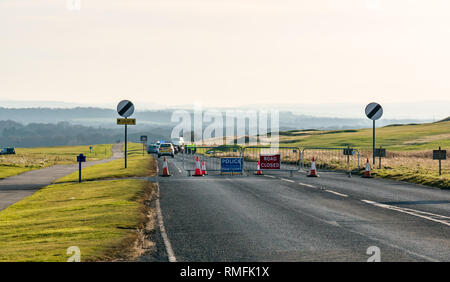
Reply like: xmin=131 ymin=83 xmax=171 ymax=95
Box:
xmin=277 ymin=120 xmax=450 ymax=189
xmin=0 ymin=144 xmax=113 ymax=179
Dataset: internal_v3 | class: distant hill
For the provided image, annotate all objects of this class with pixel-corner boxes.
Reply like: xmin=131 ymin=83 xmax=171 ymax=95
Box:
xmin=277 ymin=120 xmax=450 ymax=151
xmin=437 ymin=116 xmax=450 ymax=122
xmin=0 ymin=121 xmax=168 ymax=148
xmin=0 ymin=107 xmax=431 ymax=130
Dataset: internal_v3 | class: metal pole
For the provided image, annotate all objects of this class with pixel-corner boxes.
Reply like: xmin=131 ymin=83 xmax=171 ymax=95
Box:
xmin=439 ymin=146 xmax=442 ymax=176
xmin=379 ymin=146 xmax=382 ymax=169
xmin=125 ymin=121 xmax=128 ymax=169
xmin=79 ymin=161 xmax=82 ymax=183
xmin=373 ymin=120 xmax=376 ymax=165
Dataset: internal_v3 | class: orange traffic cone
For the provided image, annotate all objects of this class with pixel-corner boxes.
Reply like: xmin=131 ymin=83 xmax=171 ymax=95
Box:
xmin=161 ymin=157 xmax=171 ymax=177
xmin=193 ymin=156 xmax=203 ymax=176
xmin=255 ymin=161 xmax=263 ymax=175
xmin=201 ymin=161 xmax=208 ymax=175
xmin=307 ymin=157 xmax=319 ymax=177
xmin=362 ymin=158 xmax=373 ymax=178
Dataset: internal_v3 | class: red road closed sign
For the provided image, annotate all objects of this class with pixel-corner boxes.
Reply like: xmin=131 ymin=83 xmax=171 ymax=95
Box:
xmin=260 ymin=154 xmax=281 ymax=169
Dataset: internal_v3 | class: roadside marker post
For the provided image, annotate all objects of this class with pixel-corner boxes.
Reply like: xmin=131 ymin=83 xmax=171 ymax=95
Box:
xmin=77 ymin=154 xmax=86 ymax=183
xmin=343 ymin=146 xmax=354 ymax=177
xmin=365 ymin=102 xmax=383 ymax=165
xmin=375 ymin=146 xmax=386 ymax=169
xmin=117 ymin=100 xmax=136 ymax=169
xmin=140 ymin=135 xmax=148 ymax=156
xmin=433 ymin=146 xmax=447 ymax=176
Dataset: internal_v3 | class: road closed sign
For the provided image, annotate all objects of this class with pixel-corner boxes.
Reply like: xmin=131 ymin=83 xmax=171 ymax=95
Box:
xmin=260 ymin=154 xmax=281 ymax=169
xmin=221 ymin=157 xmax=243 ymax=174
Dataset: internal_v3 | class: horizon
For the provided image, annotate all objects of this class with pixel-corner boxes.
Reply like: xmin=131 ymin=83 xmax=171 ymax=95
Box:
xmin=0 ymin=99 xmax=448 ymax=120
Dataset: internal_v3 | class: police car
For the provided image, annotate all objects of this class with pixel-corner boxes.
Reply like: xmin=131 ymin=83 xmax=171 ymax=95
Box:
xmin=158 ymin=143 xmax=175 ymax=158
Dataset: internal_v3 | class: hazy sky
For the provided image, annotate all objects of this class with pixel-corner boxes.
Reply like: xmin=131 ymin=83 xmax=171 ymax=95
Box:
xmin=2 ymin=0 xmax=450 ymax=108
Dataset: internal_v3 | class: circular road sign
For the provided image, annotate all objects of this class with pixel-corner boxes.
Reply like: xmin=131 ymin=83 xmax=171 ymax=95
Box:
xmin=117 ymin=100 xmax=135 ymax=118
xmin=365 ymin=102 xmax=383 ymax=120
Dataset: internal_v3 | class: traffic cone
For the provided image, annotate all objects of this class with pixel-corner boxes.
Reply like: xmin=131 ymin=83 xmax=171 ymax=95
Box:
xmin=307 ymin=157 xmax=319 ymax=177
xmin=161 ymin=157 xmax=171 ymax=177
xmin=362 ymin=158 xmax=373 ymax=178
xmin=193 ymin=156 xmax=203 ymax=176
xmin=255 ymin=161 xmax=263 ymax=175
xmin=201 ymin=161 xmax=208 ymax=175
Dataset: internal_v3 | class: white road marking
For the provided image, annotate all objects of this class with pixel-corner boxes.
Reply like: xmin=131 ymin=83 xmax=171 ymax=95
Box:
xmin=155 ymin=164 xmax=177 ymax=262
xmin=298 ymin=182 xmax=318 ymax=189
xmin=264 ymin=175 xmax=276 ymax=178
xmin=280 ymin=178 xmax=295 ymax=183
xmin=362 ymin=200 xmax=450 ymax=227
xmin=325 ymin=190 xmax=348 ymax=198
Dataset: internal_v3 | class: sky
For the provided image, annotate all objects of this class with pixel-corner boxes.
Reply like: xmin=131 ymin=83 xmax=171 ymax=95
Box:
xmin=1 ymin=0 xmax=450 ymax=116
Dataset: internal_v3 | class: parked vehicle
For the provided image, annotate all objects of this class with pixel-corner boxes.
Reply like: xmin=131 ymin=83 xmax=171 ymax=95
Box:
xmin=158 ymin=143 xmax=175 ymax=158
xmin=171 ymin=137 xmax=184 ymax=154
xmin=147 ymin=144 xmax=159 ymax=154
xmin=0 ymin=147 xmax=16 ymax=155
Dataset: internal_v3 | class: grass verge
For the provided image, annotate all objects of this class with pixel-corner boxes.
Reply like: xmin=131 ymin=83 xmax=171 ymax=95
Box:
xmin=0 ymin=179 xmax=156 ymax=262
xmin=55 ymin=154 xmax=156 ymax=183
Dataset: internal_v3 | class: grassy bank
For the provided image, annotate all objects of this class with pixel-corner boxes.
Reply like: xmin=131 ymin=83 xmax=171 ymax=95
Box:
xmin=276 ymin=120 xmax=450 ymax=189
xmin=0 ymin=179 xmax=156 ymax=262
xmin=278 ymin=120 xmax=450 ymax=151
xmin=0 ymin=144 xmax=114 ymax=179
xmin=55 ymin=154 xmax=156 ymax=183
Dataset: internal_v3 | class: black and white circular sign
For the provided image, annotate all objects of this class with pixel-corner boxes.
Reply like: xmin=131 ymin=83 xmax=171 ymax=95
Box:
xmin=365 ymin=102 xmax=383 ymax=120
xmin=117 ymin=100 xmax=135 ymax=118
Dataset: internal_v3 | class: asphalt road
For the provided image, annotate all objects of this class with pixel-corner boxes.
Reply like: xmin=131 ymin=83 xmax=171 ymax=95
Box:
xmin=153 ymin=153 xmax=450 ymax=262
xmin=0 ymin=143 xmax=123 ymax=211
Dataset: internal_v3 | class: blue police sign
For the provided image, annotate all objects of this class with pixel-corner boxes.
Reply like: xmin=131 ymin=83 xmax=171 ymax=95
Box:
xmin=77 ymin=154 xmax=86 ymax=183
xmin=221 ymin=157 xmax=243 ymax=174
xmin=77 ymin=154 xmax=86 ymax=163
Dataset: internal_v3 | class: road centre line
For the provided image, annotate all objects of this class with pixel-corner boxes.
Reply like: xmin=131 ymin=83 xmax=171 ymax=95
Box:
xmin=280 ymin=178 xmax=295 ymax=183
xmin=361 ymin=200 xmax=450 ymax=227
xmin=325 ymin=190 xmax=348 ymax=197
xmin=298 ymin=182 xmax=318 ymax=189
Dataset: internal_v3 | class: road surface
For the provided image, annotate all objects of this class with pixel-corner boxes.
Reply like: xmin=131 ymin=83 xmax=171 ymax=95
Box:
xmin=0 ymin=143 xmax=123 ymax=211
xmin=150 ymin=153 xmax=450 ymax=262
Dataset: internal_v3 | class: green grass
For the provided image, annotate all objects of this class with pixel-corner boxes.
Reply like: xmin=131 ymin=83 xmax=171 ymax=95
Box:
xmin=372 ymin=167 xmax=449 ymax=189
xmin=55 ymin=155 xmax=156 ymax=183
xmin=0 ymin=144 xmax=114 ymax=179
xmin=278 ymin=121 xmax=450 ymax=151
xmin=0 ymin=179 xmax=155 ymax=262
xmin=276 ymin=120 xmax=450 ymax=189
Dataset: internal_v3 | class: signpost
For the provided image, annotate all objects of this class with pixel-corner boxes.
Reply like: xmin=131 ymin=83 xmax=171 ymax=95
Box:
xmin=140 ymin=135 xmax=148 ymax=156
xmin=433 ymin=147 xmax=447 ymax=176
xmin=343 ymin=147 xmax=354 ymax=176
xmin=221 ymin=157 xmax=243 ymax=175
xmin=77 ymin=154 xmax=86 ymax=183
xmin=374 ymin=146 xmax=386 ymax=169
xmin=117 ymin=118 xmax=136 ymax=125
xmin=365 ymin=102 xmax=383 ymax=165
xmin=260 ymin=154 xmax=281 ymax=170
xmin=117 ymin=100 xmax=135 ymax=168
